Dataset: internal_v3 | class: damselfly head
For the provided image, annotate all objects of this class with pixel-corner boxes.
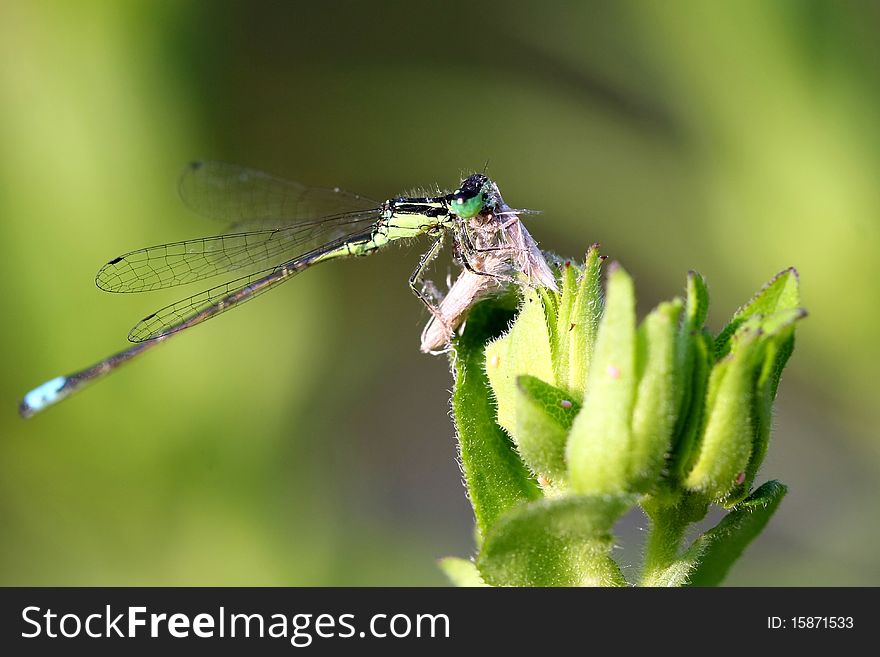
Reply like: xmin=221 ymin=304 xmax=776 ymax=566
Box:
xmin=448 ymin=173 xmax=491 ymax=219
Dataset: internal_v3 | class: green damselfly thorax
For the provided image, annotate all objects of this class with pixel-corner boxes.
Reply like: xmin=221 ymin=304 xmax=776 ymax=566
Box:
xmin=20 ymin=162 xmax=554 ymax=418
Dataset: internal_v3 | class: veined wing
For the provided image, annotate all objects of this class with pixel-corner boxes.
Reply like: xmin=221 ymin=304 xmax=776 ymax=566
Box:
xmin=96 ymin=212 xmax=380 ymax=293
xmin=179 ymin=161 xmax=378 ymax=230
xmin=127 ymin=263 xmax=298 ymax=342
xmin=127 ymin=231 xmax=373 ymax=342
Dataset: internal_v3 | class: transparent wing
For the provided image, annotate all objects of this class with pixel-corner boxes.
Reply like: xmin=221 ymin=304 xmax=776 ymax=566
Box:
xmin=96 ymin=212 xmax=381 ymax=293
xmin=179 ymin=161 xmax=378 ymax=230
xmin=126 ymin=231 xmax=372 ymax=342
xmin=128 ymin=262 xmax=296 ymax=342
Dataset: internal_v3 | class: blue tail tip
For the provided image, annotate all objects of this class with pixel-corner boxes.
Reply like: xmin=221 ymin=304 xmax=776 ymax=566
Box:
xmin=20 ymin=376 xmax=67 ymax=419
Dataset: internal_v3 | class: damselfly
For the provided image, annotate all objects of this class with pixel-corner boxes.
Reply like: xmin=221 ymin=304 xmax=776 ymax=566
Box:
xmin=20 ymin=162 xmax=553 ymax=418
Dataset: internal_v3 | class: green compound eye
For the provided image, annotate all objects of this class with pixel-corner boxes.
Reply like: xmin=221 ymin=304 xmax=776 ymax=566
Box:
xmin=449 ymin=191 xmax=484 ymax=219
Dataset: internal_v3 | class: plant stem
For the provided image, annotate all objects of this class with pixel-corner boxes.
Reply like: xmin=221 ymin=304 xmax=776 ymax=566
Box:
xmin=640 ymin=506 xmax=689 ymax=586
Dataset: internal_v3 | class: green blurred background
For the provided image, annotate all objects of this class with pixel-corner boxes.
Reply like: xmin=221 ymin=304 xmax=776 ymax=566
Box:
xmin=1 ymin=0 xmax=878 ymax=585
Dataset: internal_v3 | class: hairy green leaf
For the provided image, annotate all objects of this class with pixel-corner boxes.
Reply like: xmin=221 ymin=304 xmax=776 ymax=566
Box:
xmin=513 ymin=375 xmax=580 ymax=482
xmin=452 ymin=301 xmax=541 ymax=537
xmin=716 ymin=267 xmax=800 ymax=359
xmin=477 ymin=495 xmax=632 ymax=586
xmin=686 ymin=480 xmax=787 ymax=586
xmin=485 ymin=288 xmax=555 ymax=437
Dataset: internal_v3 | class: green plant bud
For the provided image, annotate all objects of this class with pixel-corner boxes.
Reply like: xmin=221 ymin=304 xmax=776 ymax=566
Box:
xmin=670 ymin=329 xmax=713 ymax=481
xmin=708 ymin=268 xmax=803 ymax=504
xmin=684 ymin=318 xmax=764 ymax=500
xmin=566 ymin=244 xmax=604 ymax=399
xmin=567 ymin=264 xmax=637 ymax=494
xmin=684 ymin=270 xmax=710 ymax=328
xmin=551 ymin=258 xmax=580 ymax=387
xmin=630 ymin=298 xmax=684 ymax=491
xmin=444 ymin=253 xmax=802 ymax=587
xmin=726 ymin=308 xmax=805 ymax=502
xmin=669 ymin=272 xmax=713 ymax=483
